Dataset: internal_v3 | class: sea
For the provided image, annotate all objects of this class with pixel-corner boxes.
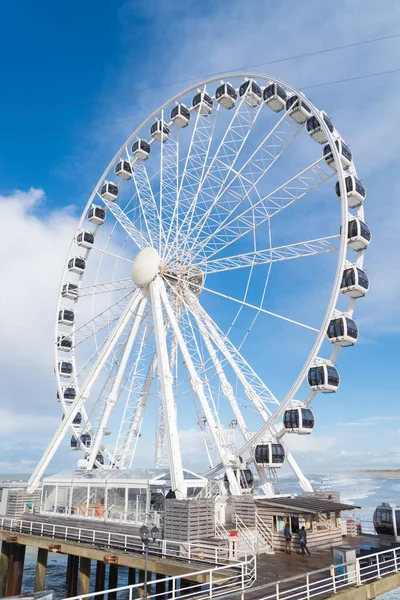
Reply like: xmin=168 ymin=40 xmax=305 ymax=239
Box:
xmin=4 ymin=472 xmax=400 ymax=599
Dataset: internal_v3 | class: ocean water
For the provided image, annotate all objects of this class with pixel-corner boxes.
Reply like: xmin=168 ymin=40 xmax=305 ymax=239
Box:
xmin=8 ymin=472 xmax=400 ymax=599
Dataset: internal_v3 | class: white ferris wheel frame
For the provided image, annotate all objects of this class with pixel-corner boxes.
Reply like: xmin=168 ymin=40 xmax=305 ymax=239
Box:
xmin=27 ymin=72 xmax=366 ymax=495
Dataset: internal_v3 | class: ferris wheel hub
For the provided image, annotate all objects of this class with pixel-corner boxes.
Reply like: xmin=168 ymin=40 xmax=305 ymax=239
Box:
xmin=131 ymin=247 xmax=160 ymax=287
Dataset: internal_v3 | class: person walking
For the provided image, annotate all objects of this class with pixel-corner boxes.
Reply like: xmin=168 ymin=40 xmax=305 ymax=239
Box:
xmin=283 ymin=522 xmax=292 ymax=554
xmin=299 ymin=526 xmax=311 ymax=555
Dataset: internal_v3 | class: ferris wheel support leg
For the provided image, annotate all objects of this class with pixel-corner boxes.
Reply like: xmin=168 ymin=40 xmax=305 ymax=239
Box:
xmin=159 ymin=282 xmax=242 ymax=496
xmin=285 ymin=449 xmax=313 ymax=493
xmin=27 ymin=289 xmax=143 ymax=493
xmin=86 ymin=296 xmax=148 ymax=470
xmin=150 ymin=277 xmax=186 ymax=498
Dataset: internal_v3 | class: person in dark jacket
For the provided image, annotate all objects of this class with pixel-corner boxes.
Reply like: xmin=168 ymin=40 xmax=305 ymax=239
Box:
xmin=299 ymin=526 xmax=310 ymax=555
xmin=283 ymin=523 xmax=292 ymax=554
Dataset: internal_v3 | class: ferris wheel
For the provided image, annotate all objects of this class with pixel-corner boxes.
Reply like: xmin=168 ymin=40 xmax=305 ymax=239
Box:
xmin=28 ymin=73 xmax=370 ymax=497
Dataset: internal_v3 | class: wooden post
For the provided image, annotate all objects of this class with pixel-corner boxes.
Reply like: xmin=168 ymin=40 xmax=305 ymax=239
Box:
xmin=34 ymin=548 xmax=48 ymax=592
xmin=108 ymin=564 xmax=118 ymax=600
xmin=0 ymin=541 xmax=10 ymax=598
xmin=66 ymin=554 xmax=79 ymax=597
xmin=6 ymin=544 xmax=26 ymax=597
xmin=95 ymin=560 xmax=106 ymax=600
xmin=78 ymin=557 xmax=91 ymax=596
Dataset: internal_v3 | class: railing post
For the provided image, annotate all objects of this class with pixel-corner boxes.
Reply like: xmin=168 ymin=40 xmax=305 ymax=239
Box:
xmin=108 ymin=532 xmax=111 ymax=546
xmin=330 ymin=566 xmax=337 ymax=595
xmin=377 ymin=556 xmax=381 ymax=579
xmin=125 ymin=535 xmax=127 ymax=550
xmin=275 ymin=581 xmax=279 ymax=600
xmin=306 ymin=573 xmax=310 ymax=599
xmin=65 ymin=527 xmax=68 ymax=540
xmin=41 ymin=524 xmax=44 ymax=536
xmin=241 ymin=564 xmax=245 ymax=600
xmin=172 ymin=576 xmax=176 ymax=600
xmin=209 ymin=569 xmax=213 ymax=600
xmin=53 ymin=525 xmax=55 ymax=538
xmin=355 ymin=560 xmax=361 ymax=586
xmin=394 ymin=549 xmax=398 ymax=572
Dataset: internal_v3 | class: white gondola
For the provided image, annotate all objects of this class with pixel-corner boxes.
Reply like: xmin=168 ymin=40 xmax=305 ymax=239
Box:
xmin=58 ymin=360 xmax=73 ymax=378
xmin=341 ymin=266 xmax=369 ymax=298
xmin=150 ymin=120 xmax=170 ymax=142
xmin=285 ymin=94 xmax=311 ymax=124
xmin=335 ymin=175 xmax=366 ymax=209
xmin=70 ymin=436 xmax=79 ymax=449
xmin=308 ymin=362 xmax=340 ymax=393
xmin=373 ymin=504 xmax=400 ymax=540
xmin=57 ymin=385 xmax=76 ymax=402
xmin=57 ymin=334 xmax=72 ymax=352
xmin=81 ymin=433 xmax=91 ymax=448
xmin=224 ymin=469 xmax=254 ymax=489
xmin=254 ymin=443 xmax=285 ymax=467
xmin=239 ymin=80 xmax=262 ymax=107
xmin=192 ymin=91 xmax=213 ymax=115
xmin=215 ymin=82 xmax=237 ymax=109
xmin=171 ymin=103 xmax=191 ymax=127
xmin=323 ymin=139 xmax=352 ymax=170
xmin=132 ymin=139 xmax=151 ymax=160
xmin=347 ymin=218 xmax=371 ymax=251
xmin=263 ymin=82 xmax=288 ymax=112
xmin=95 ymin=453 xmax=105 ymax=465
xmin=68 ymin=256 xmax=86 ymax=274
xmin=88 ymin=205 xmax=106 ymax=225
xmin=306 ymin=112 xmax=334 ymax=144
xmin=61 ymin=282 xmax=79 ymax=300
xmin=115 ymin=159 xmax=133 ymax=180
xmin=58 ymin=308 xmax=75 ymax=326
xmin=73 ymin=412 xmax=82 ymax=425
xmin=77 ymin=230 xmax=95 ymax=249
xmin=283 ymin=407 xmax=314 ymax=434
xmin=100 ymin=181 xmax=118 ymax=202
xmin=327 ymin=316 xmax=359 ymax=347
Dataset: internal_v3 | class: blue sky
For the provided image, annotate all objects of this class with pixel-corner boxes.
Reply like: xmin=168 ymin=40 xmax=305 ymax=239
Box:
xmin=1 ymin=0 xmax=400 ymax=476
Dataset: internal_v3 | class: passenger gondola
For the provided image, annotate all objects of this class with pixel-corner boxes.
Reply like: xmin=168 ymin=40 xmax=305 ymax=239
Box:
xmin=373 ymin=504 xmax=400 ymax=540
xmin=58 ymin=308 xmax=75 ymax=326
xmin=239 ymin=80 xmax=262 ymax=107
xmin=100 ymin=181 xmax=119 ymax=202
xmin=263 ymin=82 xmax=288 ymax=112
xmin=335 ymin=175 xmax=366 ymax=209
xmin=327 ymin=316 xmax=359 ymax=346
xmin=224 ymin=469 xmax=254 ymax=489
xmin=285 ymin=94 xmax=311 ymax=123
xmin=70 ymin=436 xmax=78 ymax=449
xmin=80 ymin=433 xmax=91 ymax=448
xmin=215 ymin=82 xmax=237 ymax=109
xmin=192 ymin=91 xmax=213 ymax=115
xmin=347 ymin=218 xmax=371 ymax=251
xmin=68 ymin=256 xmax=86 ymax=274
xmin=306 ymin=112 xmax=334 ymax=144
xmin=323 ymin=140 xmax=352 ymax=170
xmin=88 ymin=205 xmax=106 ymax=225
xmin=254 ymin=443 xmax=285 ymax=467
xmin=58 ymin=360 xmax=73 ymax=378
xmin=171 ymin=103 xmax=191 ymax=127
xmin=150 ymin=120 xmax=170 ymax=142
xmin=62 ymin=282 xmax=79 ymax=300
xmin=57 ymin=334 xmax=72 ymax=352
xmin=95 ymin=453 xmax=105 ymax=465
xmin=283 ymin=407 xmax=314 ymax=434
xmin=73 ymin=412 xmax=82 ymax=425
xmin=115 ymin=159 xmax=133 ymax=180
xmin=341 ymin=266 xmax=369 ymax=298
xmin=77 ymin=230 xmax=95 ymax=249
xmin=132 ymin=139 xmax=151 ymax=160
xmin=308 ymin=363 xmax=340 ymax=393
xmin=57 ymin=386 xmax=76 ymax=402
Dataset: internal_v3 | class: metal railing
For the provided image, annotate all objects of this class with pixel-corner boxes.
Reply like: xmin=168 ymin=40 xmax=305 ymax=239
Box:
xmin=0 ymin=516 xmax=237 ymax=565
xmin=251 ymin=546 xmax=400 ymax=600
xmin=61 ymin=556 xmax=257 ymax=600
xmin=235 ymin=515 xmax=257 ymax=555
xmin=255 ymin=514 xmax=274 ymax=551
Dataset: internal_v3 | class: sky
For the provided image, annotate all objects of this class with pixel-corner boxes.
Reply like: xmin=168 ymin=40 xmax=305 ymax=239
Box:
xmin=0 ymin=0 xmax=400 ymax=479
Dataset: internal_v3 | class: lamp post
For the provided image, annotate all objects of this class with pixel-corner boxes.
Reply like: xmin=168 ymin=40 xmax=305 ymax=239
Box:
xmin=139 ymin=524 xmax=159 ymax=599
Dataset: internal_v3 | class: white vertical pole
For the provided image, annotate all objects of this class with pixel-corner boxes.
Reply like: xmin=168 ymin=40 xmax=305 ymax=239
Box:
xmin=150 ymin=277 xmax=186 ymax=498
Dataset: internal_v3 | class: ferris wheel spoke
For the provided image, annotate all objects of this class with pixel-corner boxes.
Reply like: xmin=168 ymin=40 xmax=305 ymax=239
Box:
xmin=202 ymin=235 xmax=340 ymax=274
xmin=74 ymin=290 xmax=133 ymax=346
xmin=130 ymin=161 xmax=161 ymax=248
xmin=98 ymin=196 xmax=150 ymax=250
xmin=172 ymin=88 xmax=264 ymax=261
xmin=192 ymin=158 xmax=334 ymax=262
xmin=160 ymin=114 xmax=179 ymax=258
xmin=78 ymin=278 xmax=133 ymax=297
xmin=90 ymin=245 xmax=134 ymax=264
xmin=185 ymin=111 xmax=302 ymax=258
xmin=86 ymin=295 xmax=148 ymax=469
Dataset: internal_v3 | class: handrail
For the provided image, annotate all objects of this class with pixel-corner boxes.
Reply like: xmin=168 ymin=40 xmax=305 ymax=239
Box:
xmin=256 ymin=513 xmax=274 ymax=549
xmin=235 ymin=515 xmax=257 ymax=554
xmin=0 ymin=516 xmax=234 ymax=565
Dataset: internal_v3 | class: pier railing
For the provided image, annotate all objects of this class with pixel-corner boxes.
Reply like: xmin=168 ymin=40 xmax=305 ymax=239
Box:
xmin=248 ymin=545 xmax=400 ymax=600
xmin=0 ymin=516 xmax=237 ymax=565
xmin=62 ymin=556 xmax=257 ymax=600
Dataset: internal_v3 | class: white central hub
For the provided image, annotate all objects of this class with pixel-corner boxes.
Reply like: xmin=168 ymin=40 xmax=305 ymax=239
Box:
xmin=131 ymin=247 xmax=159 ymax=287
